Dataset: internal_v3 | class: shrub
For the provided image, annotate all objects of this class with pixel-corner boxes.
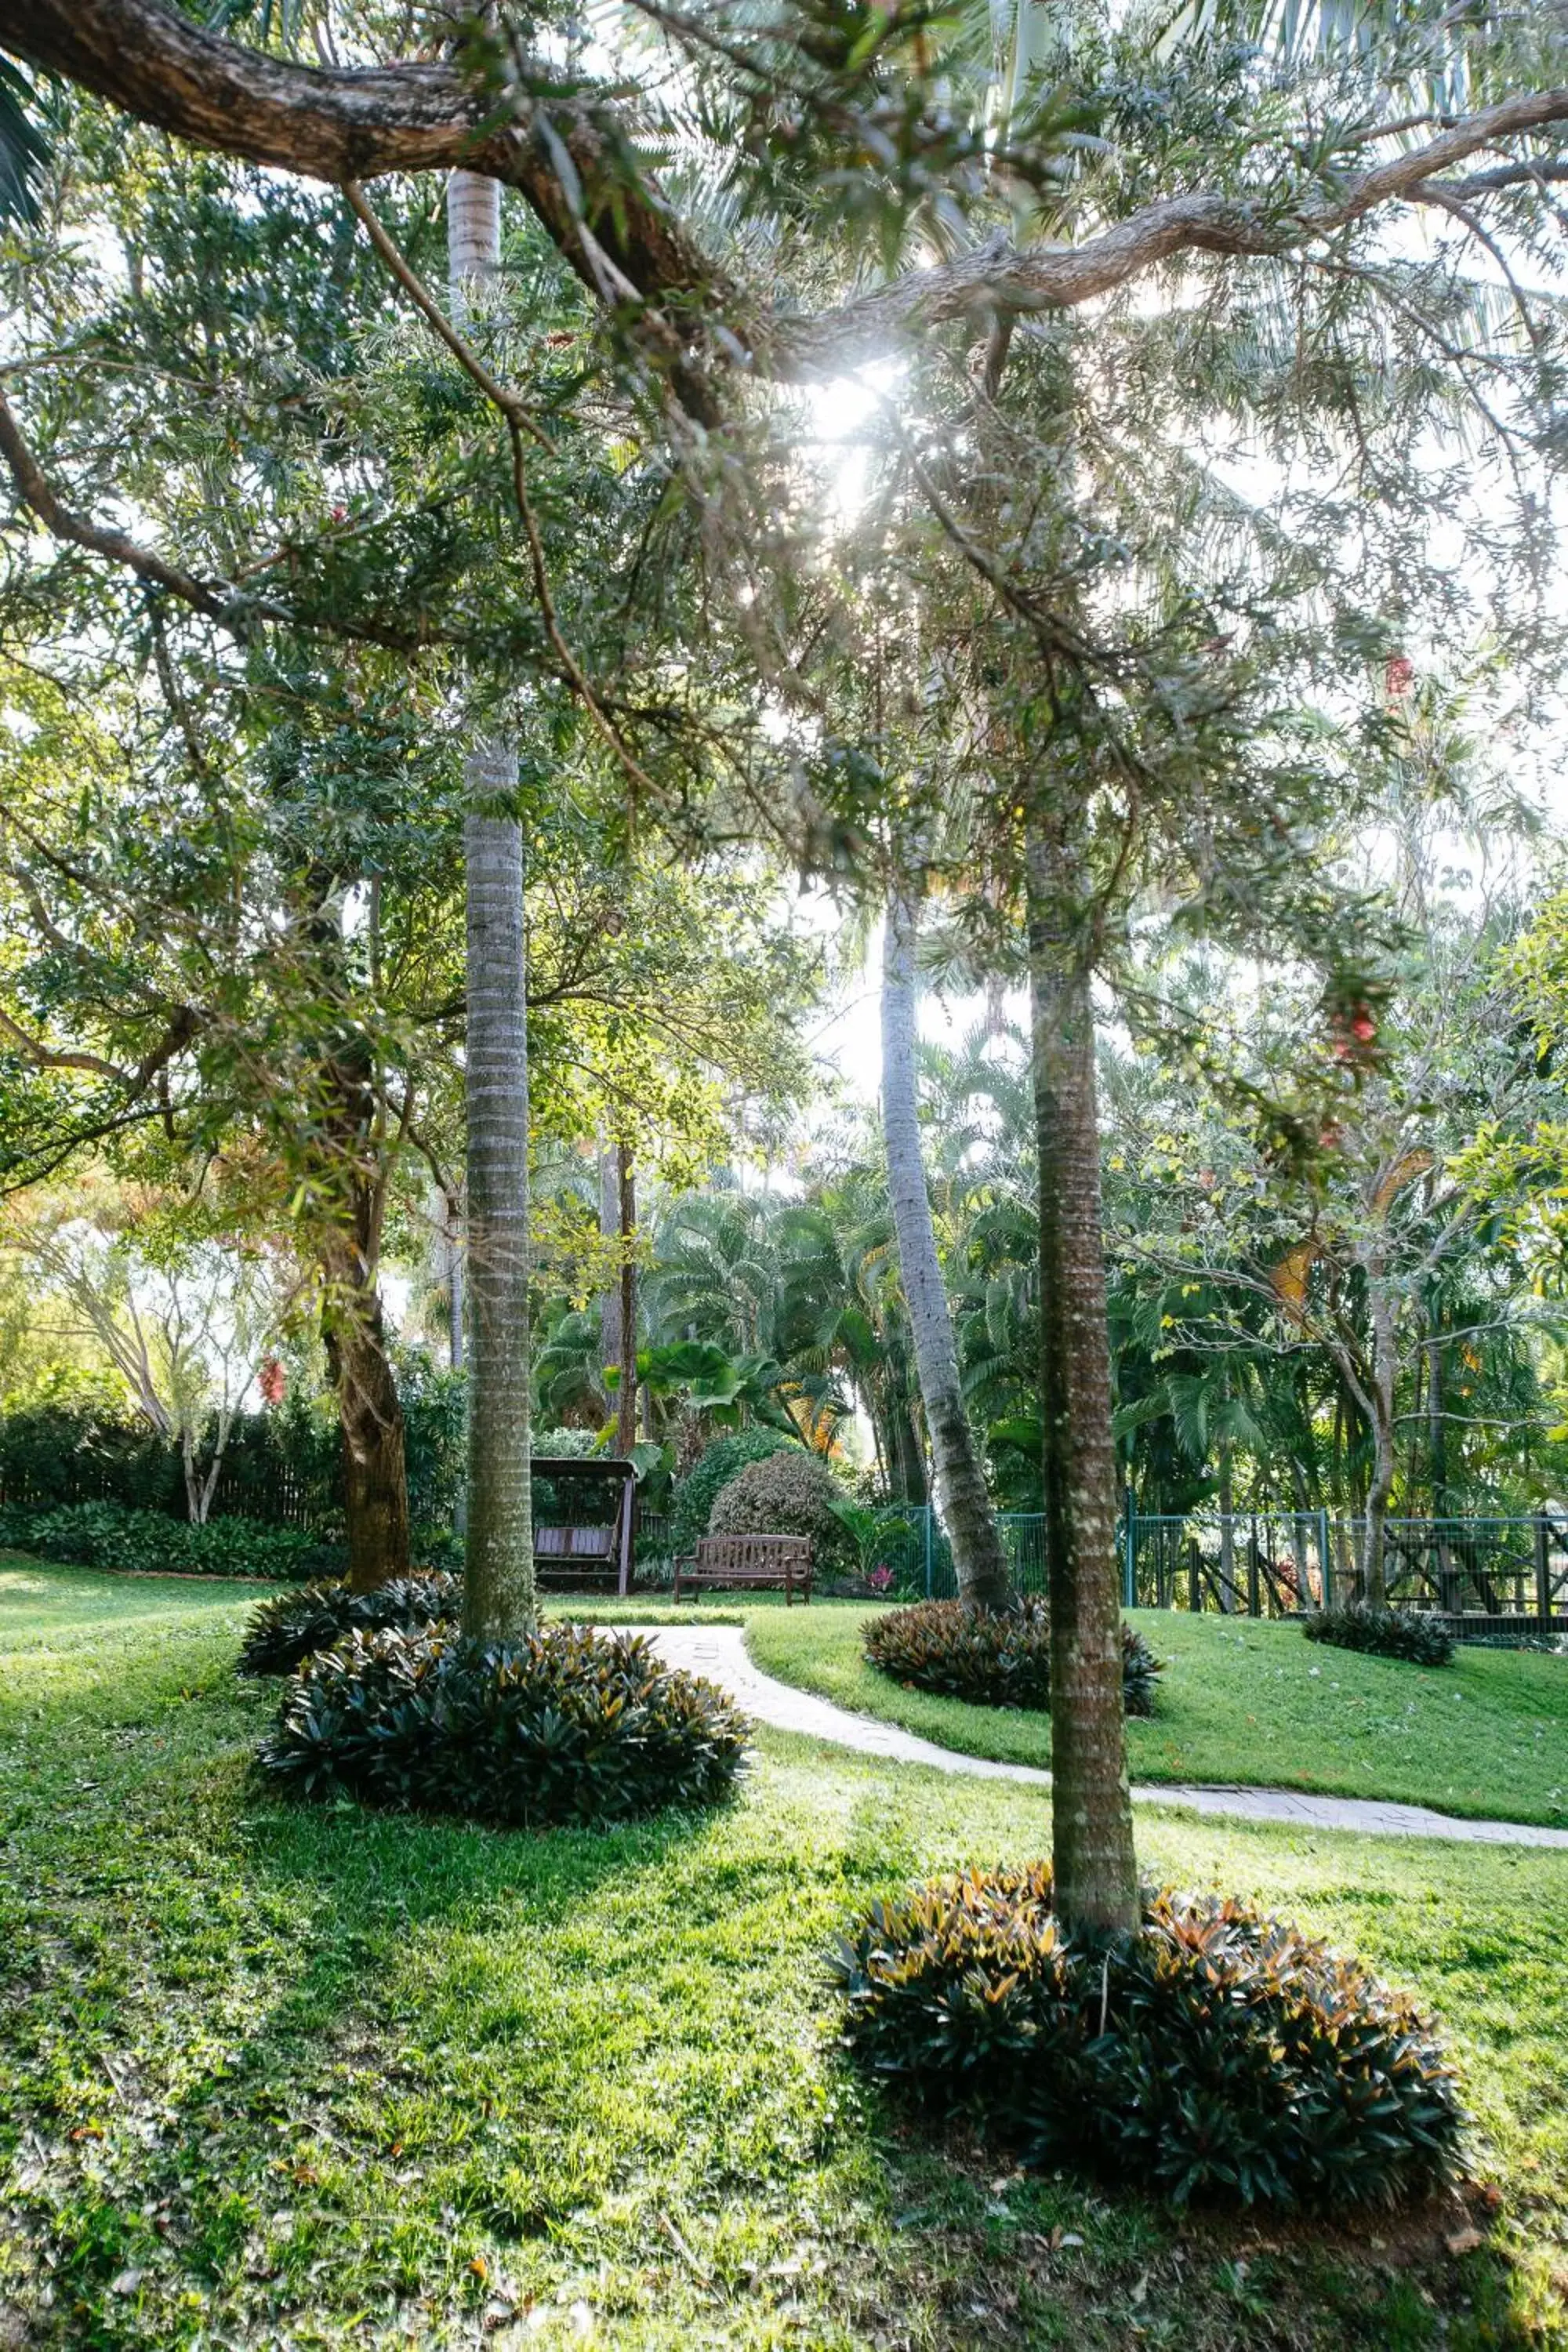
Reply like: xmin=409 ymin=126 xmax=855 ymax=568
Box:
xmin=832 ymin=1862 xmax=1464 ymax=2211
xmin=238 ymin=1572 xmax=461 ymax=1675
xmin=707 ymin=1447 xmax=859 ymax=1578
xmin=258 ymin=1622 xmax=750 ymax=1826
xmin=864 ymin=1598 xmax=1161 ymax=1716
xmin=0 ymin=1387 xmax=181 ymax=1515
xmin=0 ymin=1500 xmax=342 ymax=1581
xmin=1305 ymin=1605 xmax=1455 ymax=1668
xmin=669 ymin=1428 xmax=798 ymax=1554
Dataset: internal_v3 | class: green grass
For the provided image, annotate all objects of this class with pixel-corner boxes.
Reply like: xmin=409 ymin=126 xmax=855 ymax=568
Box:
xmin=746 ymin=1605 xmax=1568 ymax=1826
xmin=2 ymin=1564 xmax=1567 ymax=2347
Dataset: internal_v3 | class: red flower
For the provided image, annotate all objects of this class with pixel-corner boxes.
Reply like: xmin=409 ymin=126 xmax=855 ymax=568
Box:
xmin=1385 ymin=654 xmax=1414 ymax=699
xmin=259 ymin=1359 xmax=287 ymax=1406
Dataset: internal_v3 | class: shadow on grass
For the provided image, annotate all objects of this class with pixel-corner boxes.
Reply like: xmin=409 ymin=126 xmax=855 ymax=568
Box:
xmin=0 ymin=1603 xmax=1552 ymax=2351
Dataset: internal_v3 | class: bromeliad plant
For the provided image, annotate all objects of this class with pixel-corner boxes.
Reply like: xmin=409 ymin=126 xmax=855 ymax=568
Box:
xmin=864 ymin=1598 xmax=1162 ymax=1715
xmin=258 ymin=1622 xmax=750 ymax=1827
xmin=238 ymin=1572 xmax=461 ymax=1675
xmin=1305 ymin=1606 xmax=1456 ymax=1668
xmin=833 ymin=1862 xmax=1465 ymax=2212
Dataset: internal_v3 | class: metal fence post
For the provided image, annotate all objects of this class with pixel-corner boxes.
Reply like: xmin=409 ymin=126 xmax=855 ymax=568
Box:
xmin=1536 ymin=1512 xmax=1552 ymax=1636
xmin=924 ymin=1503 xmax=933 ymax=1599
xmin=1123 ymin=1489 xmax=1136 ymax=1609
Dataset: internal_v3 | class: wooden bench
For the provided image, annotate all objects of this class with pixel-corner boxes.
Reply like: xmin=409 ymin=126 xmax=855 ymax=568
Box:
xmin=672 ymin=1533 xmax=813 ymax=1604
xmin=528 ymin=1457 xmax=637 ymax=1595
xmin=534 ymin=1522 xmax=619 ymax=1592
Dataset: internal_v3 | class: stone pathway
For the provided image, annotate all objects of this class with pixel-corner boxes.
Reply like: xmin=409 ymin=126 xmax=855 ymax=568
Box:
xmin=639 ymin=1624 xmax=1568 ymax=1851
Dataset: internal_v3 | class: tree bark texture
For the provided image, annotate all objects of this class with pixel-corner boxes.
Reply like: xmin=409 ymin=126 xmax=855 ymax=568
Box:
xmin=880 ymin=888 xmax=1012 ymax=1614
xmin=310 ymin=976 xmax=412 ymax=1592
xmin=1026 ymin=818 xmax=1139 ymax=1937
xmin=451 ymin=169 xmax=535 ymax=1641
xmin=597 ymin=1143 xmax=622 ymax=1392
xmin=1359 ymin=1269 xmax=1397 ymax=1610
xmin=319 ymin=1228 xmax=412 ymax=1594
xmin=615 ymin=1143 xmax=637 ymax=1457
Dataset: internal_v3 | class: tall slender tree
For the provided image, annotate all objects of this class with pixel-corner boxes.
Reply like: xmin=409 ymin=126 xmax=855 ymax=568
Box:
xmin=1025 ymin=814 xmax=1138 ymax=1931
xmin=881 ymin=887 xmax=1013 ymax=1612
xmin=448 ymin=168 xmax=534 ymax=1639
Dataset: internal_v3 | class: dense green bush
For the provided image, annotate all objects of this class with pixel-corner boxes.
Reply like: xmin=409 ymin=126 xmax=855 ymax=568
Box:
xmin=864 ymin=1597 xmax=1162 ymax=1715
xmin=669 ymin=1428 xmax=799 ymax=1555
xmin=0 ymin=1356 xmax=462 ymax=1543
xmin=259 ymin=1623 xmax=750 ymax=1825
xmin=833 ymin=1861 xmax=1463 ymax=2211
xmin=0 ymin=1499 xmax=343 ymax=1581
xmin=238 ymin=1572 xmax=460 ymax=1675
xmin=1305 ymin=1605 xmax=1455 ymax=1667
xmin=706 ymin=1447 xmax=858 ymax=1577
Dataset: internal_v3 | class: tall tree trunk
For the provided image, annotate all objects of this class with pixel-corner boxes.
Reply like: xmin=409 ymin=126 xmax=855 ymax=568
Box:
xmin=1428 ymin=1304 xmax=1448 ymax=1516
xmin=439 ymin=1184 xmax=468 ymax=1537
xmin=1359 ymin=1273 xmax=1396 ymax=1610
xmin=1217 ymin=1435 xmax=1236 ymax=1613
xmin=450 ymin=167 xmax=534 ymax=1640
xmin=597 ymin=1143 xmax=621 ymax=1405
xmin=441 ymin=1185 xmax=466 ymax=1374
xmin=615 ymin=1142 xmax=637 ymax=1454
xmin=1026 ymin=815 xmax=1138 ymax=1938
xmin=320 ymin=1222 xmax=412 ymax=1592
xmin=886 ymin=1337 xmax=929 ymax=1507
xmin=880 ymin=886 xmax=1012 ymax=1613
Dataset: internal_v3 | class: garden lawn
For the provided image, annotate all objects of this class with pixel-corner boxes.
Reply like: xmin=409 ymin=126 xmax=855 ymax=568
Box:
xmin=1 ymin=1563 xmax=1566 ymax=2350
xmin=746 ymin=1604 xmax=1568 ymax=1828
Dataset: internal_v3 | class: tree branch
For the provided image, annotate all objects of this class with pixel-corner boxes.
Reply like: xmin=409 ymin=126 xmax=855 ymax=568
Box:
xmin=0 ymin=377 xmax=457 ymax=649
xmin=4 ymin=0 xmax=1565 ymax=394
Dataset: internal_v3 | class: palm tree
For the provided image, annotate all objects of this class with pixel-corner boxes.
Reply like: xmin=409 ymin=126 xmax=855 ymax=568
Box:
xmin=882 ymin=887 xmax=1013 ymax=1611
xmin=448 ymin=169 xmax=534 ymax=1640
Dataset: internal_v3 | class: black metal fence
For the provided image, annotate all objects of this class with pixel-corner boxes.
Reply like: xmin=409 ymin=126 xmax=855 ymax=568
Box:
xmin=1124 ymin=1508 xmax=1568 ymax=1638
xmin=882 ymin=1504 xmax=1568 ymax=1640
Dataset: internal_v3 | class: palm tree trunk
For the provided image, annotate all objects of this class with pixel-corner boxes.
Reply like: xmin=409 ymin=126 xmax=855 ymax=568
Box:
xmin=598 ymin=1143 xmax=621 ymax=1404
xmin=450 ymin=167 xmax=534 ymax=1639
xmin=615 ymin=1143 xmax=637 ymax=1455
xmin=1218 ymin=1437 xmax=1236 ymax=1613
xmin=880 ymin=887 xmax=1012 ymax=1613
xmin=1026 ymin=815 xmax=1138 ymax=1937
xmin=1359 ymin=1274 xmax=1396 ymax=1610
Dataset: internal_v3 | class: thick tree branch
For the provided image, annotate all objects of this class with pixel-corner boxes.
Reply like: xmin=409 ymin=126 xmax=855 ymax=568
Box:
xmin=0 ymin=0 xmax=726 ymax=417
xmin=1 ymin=0 xmax=1563 ymax=390
xmin=0 ymin=1008 xmax=126 ymax=1080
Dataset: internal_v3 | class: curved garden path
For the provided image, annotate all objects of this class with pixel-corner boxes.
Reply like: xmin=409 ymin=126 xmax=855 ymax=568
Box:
xmin=640 ymin=1624 xmax=1568 ymax=1850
